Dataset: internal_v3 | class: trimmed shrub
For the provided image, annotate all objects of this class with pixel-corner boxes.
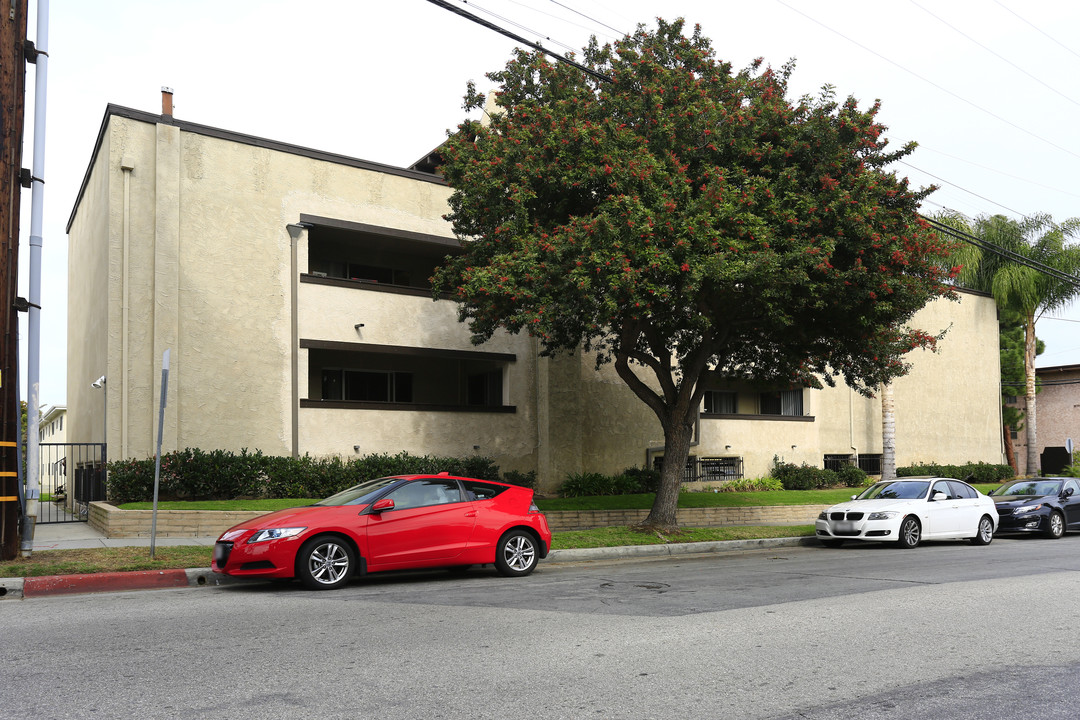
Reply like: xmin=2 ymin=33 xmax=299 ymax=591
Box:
xmin=559 ymin=472 xmax=616 ymax=497
xmin=836 ymin=464 xmax=868 ymax=488
xmin=502 ymin=470 xmax=537 ymax=489
xmin=716 ymin=476 xmax=784 ymax=492
xmin=106 ymin=449 xmax=503 ymax=503
xmin=771 ymin=460 xmax=837 ymax=490
xmin=617 ymin=467 xmax=661 ymax=494
xmin=897 ymin=462 xmax=1014 ymax=483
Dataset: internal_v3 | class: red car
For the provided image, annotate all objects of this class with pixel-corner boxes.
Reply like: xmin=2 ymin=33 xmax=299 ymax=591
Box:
xmin=211 ymin=473 xmax=552 ymax=590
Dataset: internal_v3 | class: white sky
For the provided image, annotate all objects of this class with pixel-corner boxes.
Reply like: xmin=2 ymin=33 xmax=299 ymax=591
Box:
xmin=22 ymin=0 xmax=1080 ymax=407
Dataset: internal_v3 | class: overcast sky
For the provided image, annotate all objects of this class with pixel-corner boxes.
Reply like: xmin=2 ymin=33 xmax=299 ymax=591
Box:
xmin=22 ymin=0 xmax=1080 ymax=407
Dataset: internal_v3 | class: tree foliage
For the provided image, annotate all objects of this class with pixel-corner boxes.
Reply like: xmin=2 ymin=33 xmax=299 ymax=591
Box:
xmin=434 ymin=19 xmax=959 ymax=528
xmin=942 ymin=210 xmax=1080 ymax=473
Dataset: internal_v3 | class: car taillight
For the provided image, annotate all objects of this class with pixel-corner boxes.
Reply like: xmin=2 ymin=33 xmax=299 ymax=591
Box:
xmin=529 ymin=502 xmax=541 ymax=514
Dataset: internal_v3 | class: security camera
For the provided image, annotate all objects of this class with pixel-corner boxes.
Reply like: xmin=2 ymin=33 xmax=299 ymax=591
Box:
xmin=91 ymin=375 xmax=106 ymax=389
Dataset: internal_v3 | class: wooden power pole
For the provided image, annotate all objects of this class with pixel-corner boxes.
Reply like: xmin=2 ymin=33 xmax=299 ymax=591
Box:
xmin=0 ymin=1 xmax=29 ymax=561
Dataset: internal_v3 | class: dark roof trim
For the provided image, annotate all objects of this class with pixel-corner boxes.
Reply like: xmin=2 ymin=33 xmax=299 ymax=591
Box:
xmin=67 ymin=104 xmax=449 ymax=233
xmin=300 ymin=339 xmax=516 ymax=363
xmin=1036 ymin=363 xmax=1080 ymax=375
xmin=299 ymin=214 xmax=459 ymax=249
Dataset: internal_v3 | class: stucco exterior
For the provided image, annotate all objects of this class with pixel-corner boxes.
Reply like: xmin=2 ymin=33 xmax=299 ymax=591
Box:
xmin=67 ymin=104 xmax=1005 ymax=493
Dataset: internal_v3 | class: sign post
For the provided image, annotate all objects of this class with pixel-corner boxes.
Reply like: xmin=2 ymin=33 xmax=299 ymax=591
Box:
xmin=150 ymin=349 xmax=169 ymax=558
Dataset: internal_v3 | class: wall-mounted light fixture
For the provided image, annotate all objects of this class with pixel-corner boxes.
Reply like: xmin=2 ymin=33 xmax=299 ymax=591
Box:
xmin=354 ymin=323 xmax=364 ymax=330
xmin=353 ymin=445 xmax=360 ymax=452
xmin=725 ymin=445 xmax=732 ymax=450
xmin=791 ymin=445 xmax=797 ymax=450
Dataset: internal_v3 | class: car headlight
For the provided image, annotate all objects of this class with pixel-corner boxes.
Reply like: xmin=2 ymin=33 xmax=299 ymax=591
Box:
xmin=1014 ymin=504 xmax=1043 ymax=515
xmin=818 ymin=511 xmax=829 ymax=520
xmin=247 ymin=527 xmax=307 ymax=544
xmin=867 ymin=511 xmax=899 ymax=521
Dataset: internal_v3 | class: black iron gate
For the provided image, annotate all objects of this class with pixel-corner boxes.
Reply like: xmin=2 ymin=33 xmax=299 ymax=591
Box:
xmin=35 ymin=442 xmax=106 ymax=524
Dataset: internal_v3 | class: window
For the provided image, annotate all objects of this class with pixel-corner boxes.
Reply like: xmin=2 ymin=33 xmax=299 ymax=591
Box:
xmin=761 ymin=389 xmax=803 ymax=416
xmin=386 ymin=479 xmax=462 ymax=510
xmin=467 ymin=369 xmax=503 ymax=406
xmin=948 ymin=481 xmax=977 ymax=499
xmin=321 ymin=369 xmax=413 ymax=402
xmin=1004 ymin=395 xmax=1018 ymax=405
xmin=704 ymin=391 xmax=736 ymax=414
xmin=462 ymin=479 xmax=509 ymax=500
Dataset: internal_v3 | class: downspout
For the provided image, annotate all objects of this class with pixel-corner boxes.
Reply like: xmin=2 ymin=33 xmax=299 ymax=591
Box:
xmin=286 ymin=223 xmax=309 ymax=458
xmin=121 ymin=159 xmax=133 ymax=459
xmin=21 ymin=0 xmax=49 ymax=556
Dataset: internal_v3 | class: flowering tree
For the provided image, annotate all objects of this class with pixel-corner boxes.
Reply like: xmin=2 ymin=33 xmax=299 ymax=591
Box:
xmin=433 ymin=19 xmax=958 ymax=530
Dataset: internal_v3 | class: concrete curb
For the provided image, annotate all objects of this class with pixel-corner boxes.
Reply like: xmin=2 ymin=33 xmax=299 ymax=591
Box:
xmin=0 ymin=566 xmax=255 ymax=600
xmin=546 ymin=535 xmax=819 ymax=563
xmin=0 ymin=536 xmax=819 ymax=599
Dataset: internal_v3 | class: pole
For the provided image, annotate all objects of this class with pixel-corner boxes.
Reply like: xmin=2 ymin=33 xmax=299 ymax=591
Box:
xmin=21 ymin=0 xmax=49 ymax=557
xmin=150 ymin=349 xmax=169 ymax=558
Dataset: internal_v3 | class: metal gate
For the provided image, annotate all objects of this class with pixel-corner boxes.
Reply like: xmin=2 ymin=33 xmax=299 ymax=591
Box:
xmin=36 ymin=443 xmax=106 ymax=524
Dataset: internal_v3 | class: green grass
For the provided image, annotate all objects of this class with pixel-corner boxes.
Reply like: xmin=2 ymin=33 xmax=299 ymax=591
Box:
xmin=0 ymin=524 xmax=816 ymax=578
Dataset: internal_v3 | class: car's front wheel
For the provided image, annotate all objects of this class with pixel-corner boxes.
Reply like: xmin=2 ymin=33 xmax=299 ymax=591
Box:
xmin=296 ymin=535 xmax=356 ymax=590
xmin=898 ymin=516 xmax=921 ymax=548
xmin=495 ymin=530 xmax=539 ymax=577
xmin=1045 ymin=511 xmax=1065 ymax=539
xmin=970 ymin=515 xmax=994 ymax=545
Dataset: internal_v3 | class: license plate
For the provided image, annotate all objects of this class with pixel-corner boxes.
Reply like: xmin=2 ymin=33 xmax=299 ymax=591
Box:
xmin=834 ymin=521 xmax=855 ymax=532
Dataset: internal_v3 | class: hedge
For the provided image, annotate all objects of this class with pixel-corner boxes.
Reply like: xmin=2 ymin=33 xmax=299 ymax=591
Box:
xmin=896 ymin=462 xmax=1015 ymax=484
xmin=105 ymin=449 xmax=509 ymax=504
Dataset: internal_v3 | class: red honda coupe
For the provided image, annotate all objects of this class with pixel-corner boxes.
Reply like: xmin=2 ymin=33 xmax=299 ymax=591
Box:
xmin=212 ymin=473 xmax=552 ymax=590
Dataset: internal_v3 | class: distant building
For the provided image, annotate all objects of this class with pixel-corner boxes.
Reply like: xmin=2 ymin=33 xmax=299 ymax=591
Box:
xmin=1010 ymin=364 xmax=1080 ymax=475
xmin=38 ymin=404 xmax=67 ymax=496
xmin=65 ymin=97 xmax=1005 ymax=492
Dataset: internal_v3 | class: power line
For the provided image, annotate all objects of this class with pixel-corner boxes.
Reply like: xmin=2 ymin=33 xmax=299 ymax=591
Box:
xmin=909 ymin=0 xmax=1080 ymax=109
xmin=424 ymin=0 xmax=611 ymax=83
xmin=922 ymin=216 xmax=1080 ymax=291
xmin=993 ymin=0 xmax=1080 ymax=62
xmin=774 ymin=0 xmax=1080 ymax=163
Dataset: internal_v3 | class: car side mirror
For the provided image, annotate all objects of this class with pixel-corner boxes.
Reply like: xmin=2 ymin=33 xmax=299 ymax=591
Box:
xmin=371 ymin=498 xmax=395 ymax=513
xmin=931 ymin=491 xmax=947 ymax=502
xmin=851 ymin=494 xmax=858 ymax=500
xmin=1066 ymin=488 xmax=1075 ymax=498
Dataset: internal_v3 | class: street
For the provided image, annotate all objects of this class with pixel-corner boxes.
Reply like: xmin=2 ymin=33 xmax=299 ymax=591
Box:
xmin=3 ymin=536 xmax=1080 ymax=719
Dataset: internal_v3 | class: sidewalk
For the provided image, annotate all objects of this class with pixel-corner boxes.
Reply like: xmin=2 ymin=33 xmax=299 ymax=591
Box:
xmin=30 ymin=521 xmax=217 ymax=551
xmin=1 ymin=521 xmax=816 ymax=601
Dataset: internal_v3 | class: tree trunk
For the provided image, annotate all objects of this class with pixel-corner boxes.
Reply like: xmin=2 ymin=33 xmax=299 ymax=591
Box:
xmin=880 ymin=382 xmax=896 ymax=482
xmin=1003 ymin=423 xmax=1016 ymax=474
xmin=640 ymin=420 xmax=694 ymax=531
xmin=1024 ymin=312 xmax=1038 ymax=475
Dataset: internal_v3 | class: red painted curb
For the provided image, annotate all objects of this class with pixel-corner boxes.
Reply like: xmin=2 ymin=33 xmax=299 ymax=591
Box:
xmin=23 ymin=569 xmax=191 ymax=597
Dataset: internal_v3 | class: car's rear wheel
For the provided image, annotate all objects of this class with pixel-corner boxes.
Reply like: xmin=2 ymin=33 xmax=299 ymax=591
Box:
xmin=819 ymin=538 xmax=844 ymax=548
xmin=297 ymin=535 xmax=356 ymax=590
xmin=970 ymin=515 xmax=994 ymax=545
xmin=495 ymin=530 xmax=539 ymax=577
xmin=898 ymin=516 xmax=921 ymax=548
xmin=1045 ymin=511 xmax=1065 ymax=539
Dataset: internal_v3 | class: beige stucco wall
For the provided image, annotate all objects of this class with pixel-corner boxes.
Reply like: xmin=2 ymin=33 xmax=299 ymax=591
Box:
xmin=68 ymin=107 xmax=1004 ymax=495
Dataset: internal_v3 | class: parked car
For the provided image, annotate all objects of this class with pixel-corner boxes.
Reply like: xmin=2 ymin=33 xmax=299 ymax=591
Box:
xmin=989 ymin=477 xmax=1080 ymax=539
xmin=212 ymin=473 xmax=552 ymax=590
xmin=815 ymin=477 xmax=997 ymax=548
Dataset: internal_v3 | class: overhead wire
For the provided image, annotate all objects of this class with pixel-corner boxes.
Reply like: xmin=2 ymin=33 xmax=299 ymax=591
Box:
xmin=426 ymin=0 xmax=1080 ymax=293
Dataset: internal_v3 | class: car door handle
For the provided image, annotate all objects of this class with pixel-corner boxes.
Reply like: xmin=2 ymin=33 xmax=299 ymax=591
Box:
xmin=464 ymin=511 xmax=477 ymax=517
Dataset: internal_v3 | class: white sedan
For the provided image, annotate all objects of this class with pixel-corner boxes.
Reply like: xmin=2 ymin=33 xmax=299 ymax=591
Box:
xmin=815 ymin=477 xmax=997 ymax=548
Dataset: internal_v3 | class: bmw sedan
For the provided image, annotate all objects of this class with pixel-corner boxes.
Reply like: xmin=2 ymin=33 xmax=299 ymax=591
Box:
xmin=989 ymin=477 xmax=1080 ymax=539
xmin=815 ymin=477 xmax=997 ymax=549
xmin=212 ymin=473 xmax=552 ymax=590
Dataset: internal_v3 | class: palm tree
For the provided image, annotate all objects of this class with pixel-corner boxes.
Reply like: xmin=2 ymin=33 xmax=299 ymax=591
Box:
xmin=941 ymin=211 xmax=1080 ymax=474
xmin=880 ymin=382 xmax=896 ymax=481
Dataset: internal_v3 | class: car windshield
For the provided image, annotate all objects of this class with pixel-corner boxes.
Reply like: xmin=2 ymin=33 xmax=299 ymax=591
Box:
xmin=856 ymin=481 xmax=930 ymax=500
xmin=992 ymin=480 xmax=1062 ymax=497
xmin=313 ymin=476 xmax=403 ymax=506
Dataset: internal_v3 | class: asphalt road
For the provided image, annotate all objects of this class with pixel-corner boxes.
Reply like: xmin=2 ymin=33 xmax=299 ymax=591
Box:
xmin=3 ymin=536 xmax=1080 ymax=719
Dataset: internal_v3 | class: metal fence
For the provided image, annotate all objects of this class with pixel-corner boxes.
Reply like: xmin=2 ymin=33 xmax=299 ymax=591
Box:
xmin=654 ymin=456 xmax=745 ymax=483
xmin=823 ymin=454 xmax=882 ymax=475
xmin=36 ymin=443 xmax=106 ymax=523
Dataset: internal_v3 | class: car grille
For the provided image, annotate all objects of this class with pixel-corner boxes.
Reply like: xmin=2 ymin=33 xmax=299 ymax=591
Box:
xmin=214 ymin=541 xmax=234 ymax=568
xmin=829 ymin=512 xmax=864 ymax=521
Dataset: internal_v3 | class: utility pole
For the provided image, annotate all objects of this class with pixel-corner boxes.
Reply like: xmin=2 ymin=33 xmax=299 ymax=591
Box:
xmin=0 ymin=1 xmax=28 ymax=561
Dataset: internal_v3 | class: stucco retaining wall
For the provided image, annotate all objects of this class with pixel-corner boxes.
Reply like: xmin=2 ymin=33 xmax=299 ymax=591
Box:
xmin=89 ymin=501 xmax=827 ymax=537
